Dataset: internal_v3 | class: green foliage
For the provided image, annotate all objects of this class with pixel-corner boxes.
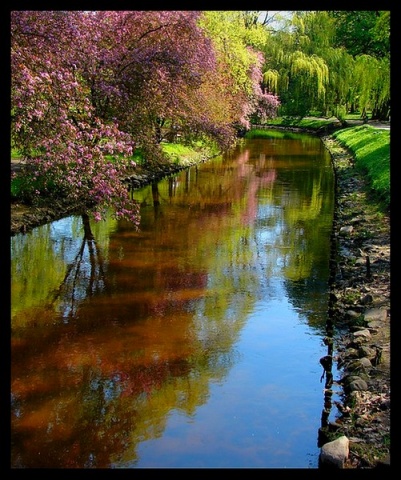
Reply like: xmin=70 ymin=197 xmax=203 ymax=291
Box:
xmin=261 ymin=11 xmax=390 ymax=120
xmin=199 ymin=11 xmax=266 ymax=96
xmin=11 ymin=172 xmax=61 ymax=204
xmin=11 ymin=177 xmax=25 ymax=199
xmin=354 ymin=55 xmax=390 ymax=117
xmin=334 ymin=105 xmax=346 ymax=121
xmin=330 ymin=11 xmax=390 ymax=59
xmin=263 ymin=69 xmax=279 ymax=94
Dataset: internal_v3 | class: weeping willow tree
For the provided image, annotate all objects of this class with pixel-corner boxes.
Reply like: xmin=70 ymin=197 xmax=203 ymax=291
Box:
xmin=260 ymin=11 xmax=390 ymax=120
xmin=263 ymin=50 xmax=329 ymax=117
xmin=327 ymin=10 xmax=390 ymax=120
xmin=322 ymin=47 xmax=355 ymax=118
xmin=353 ymin=55 xmax=390 ymax=119
xmin=262 ymin=12 xmax=331 ymax=117
xmin=262 ymin=69 xmax=279 ymax=94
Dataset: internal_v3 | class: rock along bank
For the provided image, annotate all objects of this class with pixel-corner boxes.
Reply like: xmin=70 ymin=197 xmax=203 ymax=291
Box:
xmin=318 ymin=134 xmax=390 ymax=469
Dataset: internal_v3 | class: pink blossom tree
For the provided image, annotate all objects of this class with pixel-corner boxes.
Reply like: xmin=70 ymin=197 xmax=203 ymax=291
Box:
xmin=11 ymin=11 xmax=280 ymax=224
xmin=11 ymin=11 xmax=139 ymax=223
xmin=88 ymin=11 xmax=221 ymax=157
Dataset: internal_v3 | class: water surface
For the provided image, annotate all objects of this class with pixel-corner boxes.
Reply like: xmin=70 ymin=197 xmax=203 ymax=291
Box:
xmin=11 ymin=132 xmax=339 ymax=468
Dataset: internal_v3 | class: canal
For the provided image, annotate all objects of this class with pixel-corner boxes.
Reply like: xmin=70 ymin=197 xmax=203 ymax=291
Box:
xmin=11 ymin=130 xmax=341 ymax=468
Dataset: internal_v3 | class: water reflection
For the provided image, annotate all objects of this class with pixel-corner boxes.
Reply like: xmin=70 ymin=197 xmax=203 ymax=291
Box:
xmin=11 ymin=133 xmax=337 ymax=468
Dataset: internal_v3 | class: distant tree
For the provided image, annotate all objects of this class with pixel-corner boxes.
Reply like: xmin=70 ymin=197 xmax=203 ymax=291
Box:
xmin=262 ymin=17 xmax=329 ymax=118
xmin=329 ymin=11 xmax=390 ymax=119
xmin=260 ymin=10 xmax=390 ymax=120
xmin=329 ymin=11 xmax=390 ymax=59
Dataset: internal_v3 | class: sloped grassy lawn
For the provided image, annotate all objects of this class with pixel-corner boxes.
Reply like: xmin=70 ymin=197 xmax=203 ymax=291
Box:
xmin=333 ymin=125 xmax=390 ymax=209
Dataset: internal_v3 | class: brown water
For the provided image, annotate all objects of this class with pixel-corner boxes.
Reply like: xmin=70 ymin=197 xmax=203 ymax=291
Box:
xmin=11 ymin=132 xmax=339 ymax=468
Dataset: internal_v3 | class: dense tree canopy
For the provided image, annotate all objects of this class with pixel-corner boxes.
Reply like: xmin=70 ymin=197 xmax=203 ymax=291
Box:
xmin=11 ymin=11 xmax=139 ymax=222
xmin=327 ymin=11 xmax=390 ymax=119
xmin=11 ymin=10 xmax=280 ymax=222
xmin=329 ymin=11 xmax=390 ymax=59
xmin=199 ymin=11 xmax=280 ymax=131
xmin=261 ymin=10 xmax=390 ymax=120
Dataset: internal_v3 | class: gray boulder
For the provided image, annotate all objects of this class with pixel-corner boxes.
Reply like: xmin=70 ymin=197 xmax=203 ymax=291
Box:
xmin=320 ymin=435 xmax=349 ymax=468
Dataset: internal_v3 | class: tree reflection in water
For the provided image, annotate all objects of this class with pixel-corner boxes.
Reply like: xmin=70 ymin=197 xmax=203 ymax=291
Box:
xmin=50 ymin=213 xmax=108 ymax=318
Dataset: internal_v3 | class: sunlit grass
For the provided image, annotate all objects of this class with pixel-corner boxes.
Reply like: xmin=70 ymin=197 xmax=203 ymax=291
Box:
xmin=263 ymin=116 xmax=338 ymax=129
xmin=244 ymin=129 xmax=304 ymax=140
xmin=162 ymin=142 xmax=205 ymax=164
xmin=11 ymin=148 xmax=20 ymax=160
xmin=333 ymin=125 xmax=390 ymax=209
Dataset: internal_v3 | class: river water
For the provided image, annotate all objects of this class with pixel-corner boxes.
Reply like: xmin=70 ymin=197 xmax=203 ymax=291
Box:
xmin=11 ymin=131 xmax=340 ymax=468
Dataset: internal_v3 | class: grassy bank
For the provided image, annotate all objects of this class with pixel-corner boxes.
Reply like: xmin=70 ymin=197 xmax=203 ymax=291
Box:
xmin=260 ymin=116 xmax=341 ymax=130
xmin=332 ymin=126 xmax=390 ymax=210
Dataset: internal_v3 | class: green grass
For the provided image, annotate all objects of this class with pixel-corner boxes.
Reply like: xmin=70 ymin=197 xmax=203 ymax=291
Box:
xmin=11 ymin=148 xmax=20 ymax=160
xmin=11 ymin=171 xmax=61 ymax=203
xmin=244 ymin=129 xmax=306 ymax=140
xmin=333 ymin=125 xmax=390 ymax=209
xmin=344 ymin=113 xmax=366 ymax=121
xmin=262 ymin=116 xmax=340 ymax=130
xmin=162 ymin=142 xmax=209 ymax=164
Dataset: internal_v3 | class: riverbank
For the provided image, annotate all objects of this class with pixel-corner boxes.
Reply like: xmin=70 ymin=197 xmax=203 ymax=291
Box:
xmin=320 ymin=135 xmax=390 ymax=469
xmin=10 ymin=158 xmax=209 ymax=236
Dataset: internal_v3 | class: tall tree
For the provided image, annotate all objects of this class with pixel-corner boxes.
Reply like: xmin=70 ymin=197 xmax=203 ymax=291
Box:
xmin=199 ymin=11 xmax=280 ymax=131
xmin=329 ymin=11 xmax=390 ymax=119
xmin=260 ymin=10 xmax=390 ymax=120
xmin=262 ymin=12 xmax=330 ymax=117
xmin=330 ymin=11 xmax=389 ymax=58
xmin=90 ymin=11 xmax=223 ymax=155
